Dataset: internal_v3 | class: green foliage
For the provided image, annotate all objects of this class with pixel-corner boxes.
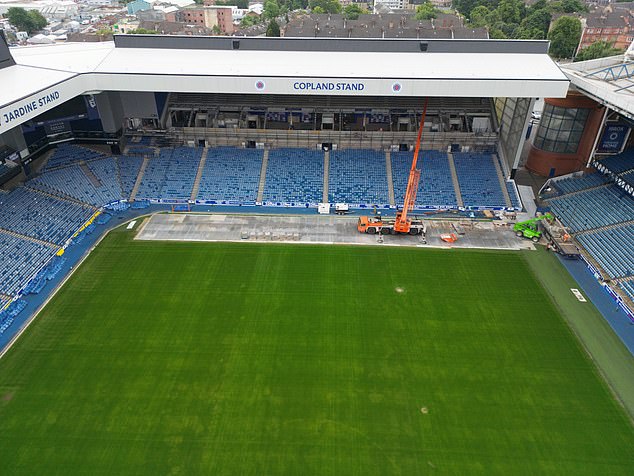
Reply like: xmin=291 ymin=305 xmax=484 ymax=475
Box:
xmin=518 ymin=8 xmax=551 ymax=38
xmin=95 ymin=28 xmax=113 ymax=35
xmin=128 ymin=28 xmax=159 ymax=34
xmin=215 ymin=0 xmax=249 ymax=7
xmin=575 ymin=41 xmax=624 ymax=62
xmin=240 ymin=15 xmax=260 ymax=27
xmin=496 ymin=0 xmax=524 ymax=24
xmin=6 ymin=7 xmax=48 ymax=34
xmin=550 ymin=0 xmax=587 ymax=13
xmin=309 ymin=0 xmax=341 ymax=14
xmin=343 ymin=3 xmax=366 ymax=20
xmin=264 ymin=0 xmax=280 ymax=19
xmin=266 ymin=18 xmax=281 ymax=36
xmin=548 ymin=15 xmax=582 ymax=58
xmin=469 ymin=5 xmax=491 ymax=28
xmin=414 ymin=1 xmax=439 ymax=20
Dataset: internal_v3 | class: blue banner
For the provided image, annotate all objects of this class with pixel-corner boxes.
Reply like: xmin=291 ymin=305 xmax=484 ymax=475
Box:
xmin=84 ymin=95 xmax=100 ymax=121
xmin=597 ymin=123 xmax=630 ymax=153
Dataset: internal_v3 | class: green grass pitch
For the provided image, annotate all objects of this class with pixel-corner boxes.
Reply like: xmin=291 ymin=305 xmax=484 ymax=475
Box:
xmin=0 ymin=226 xmax=632 ymax=474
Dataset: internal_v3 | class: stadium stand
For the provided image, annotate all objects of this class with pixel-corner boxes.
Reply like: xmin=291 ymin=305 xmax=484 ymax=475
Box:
xmin=576 ymin=225 xmax=634 ymax=279
xmin=391 ymin=150 xmax=457 ymax=208
xmin=621 ymin=280 xmax=634 ymax=302
xmin=452 ymin=152 xmax=507 ymax=208
xmin=135 ymin=149 xmax=171 ymax=199
xmin=196 ymin=147 xmax=263 ymax=204
xmin=547 ymin=185 xmax=634 ymax=232
xmin=30 ymin=158 xmax=123 ymax=206
xmin=0 ymin=232 xmax=54 ymax=297
xmin=162 ymin=147 xmax=201 ymax=200
xmin=263 ymin=148 xmax=324 ymax=205
xmin=596 ymin=151 xmax=634 ymax=174
xmin=44 ymin=144 xmax=105 ymax=171
xmin=328 ymin=149 xmax=389 ymax=206
xmin=622 ymin=170 xmax=634 ymax=188
xmin=550 ymin=173 xmax=610 ymax=197
xmin=117 ymin=155 xmax=144 ymax=198
xmin=0 ymin=187 xmax=94 ymax=245
xmin=505 ymin=181 xmax=522 ymax=209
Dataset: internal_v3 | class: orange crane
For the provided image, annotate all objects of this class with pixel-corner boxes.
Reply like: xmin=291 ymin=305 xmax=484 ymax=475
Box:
xmin=357 ymin=99 xmax=428 ymax=236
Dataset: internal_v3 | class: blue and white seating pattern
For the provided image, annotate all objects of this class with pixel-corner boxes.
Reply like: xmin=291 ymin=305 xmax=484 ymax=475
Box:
xmin=577 ymin=225 xmax=634 ymax=278
xmin=30 ymin=159 xmax=123 ymax=207
xmin=548 ymin=185 xmax=634 ymax=233
xmin=0 ymin=232 xmax=54 ymax=297
xmin=620 ymin=280 xmax=634 ymax=302
xmin=162 ymin=147 xmax=201 ymax=200
xmin=552 ymin=173 xmax=609 ymax=196
xmin=135 ymin=149 xmax=172 ymax=199
xmin=506 ymin=181 xmax=522 ymax=209
xmin=117 ymin=155 xmax=143 ymax=198
xmin=391 ymin=150 xmax=457 ymax=208
xmin=328 ymin=149 xmax=389 ymax=206
xmin=597 ymin=151 xmax=634 ymax=174
xmin=197 ymin=147 xmax=263 ymax=204
xmin=453 ymin=152 xmax=507 ymax=208
xmin=0 ymin=187 xmax=94 ymax=245
xmin=44 ymin=144 xmax=105 ymax=171
xmin=622 ymin=170 xmax=634 ymax=188
xmin=263 ymin=148 xmax=323 ymax=205
xmin=87 ymin=157 xmax=124 ymax=204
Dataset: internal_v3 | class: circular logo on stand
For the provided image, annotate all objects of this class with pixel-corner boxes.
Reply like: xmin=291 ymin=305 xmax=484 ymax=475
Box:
xmin=392 ymin=82 xmax=402 ymax=93
xmin=255 ymin=80 xmax=266 ymax=91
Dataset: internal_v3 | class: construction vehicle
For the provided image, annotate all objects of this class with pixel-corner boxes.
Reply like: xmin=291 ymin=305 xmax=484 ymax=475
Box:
xmin=513 ymin=213 xmax=554 ymax=242
xmin=357 ymin=99 xmax=429 ymax=236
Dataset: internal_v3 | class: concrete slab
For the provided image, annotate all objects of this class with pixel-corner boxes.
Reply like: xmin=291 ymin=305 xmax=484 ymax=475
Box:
xmin=135 ymin=213 xmax=535 ymax=251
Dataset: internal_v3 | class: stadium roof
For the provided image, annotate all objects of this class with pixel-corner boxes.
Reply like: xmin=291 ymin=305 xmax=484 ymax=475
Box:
xmin=1 ymin=36 xmax=569 ymax=134
xmin=561 ymin=55 xmax=634 ymax=121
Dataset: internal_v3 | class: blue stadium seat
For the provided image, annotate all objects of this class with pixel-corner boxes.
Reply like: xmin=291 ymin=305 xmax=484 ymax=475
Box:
xmin=577 ymin=224 xmax=634 ymax=279
xmin=391 ymin=150 xmax=457 ymax=208
xmin=0 ymin=231 xmax=55 ymax=297
xmin=197 ymin=147 xmax=263 ymax=204
xmin=328 ymin=149 xmax=389 ymax=207
xmin=452 ymin=152 xmax=507 ymax=208
xmin=263 ymin=148 xmax=323 ymax=205
xmin=44 ymin=144 xmax=105 ymax=171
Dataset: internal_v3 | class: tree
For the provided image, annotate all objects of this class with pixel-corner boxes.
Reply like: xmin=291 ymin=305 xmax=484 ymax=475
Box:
xmin=343 ymin=3 xmax=366 ymax=20
xmin=240 ymin=15 xmax=259 ymax=27
xmin=415 ymin=1 xmax=439 ymax=20
xmin=128 ymin=28 xmax=159 ymax=34
xmin=575 ymin=41 xmax=624 ymax=62
xmin=266 ymin=19 xmax=281 ymax=36
xmin=264 ymin=0 xmax=280 ymax=19
xmin=495 ymin=0 xmax=523 ymax=25
xmin=215 ymin=0 xmax=248 ymax=7
xmin=309 ymin=0 xmax=341 ymax=14
xmin=6 ymin=7 xmax=47 ymax=34
xmin=469 ymin=5 xmax=491 ymax=28
xmin=518 ymin=8 xmax=551 ymax=38
xmin=550 ymin=0 xmax=587 ymax=13
xmin=548 ymin=16 xmax=582 ymax=58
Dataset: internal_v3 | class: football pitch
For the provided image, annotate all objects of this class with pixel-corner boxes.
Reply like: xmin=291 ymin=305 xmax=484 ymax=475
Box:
xmin=0 ymin=225 xmax=632 ymax=474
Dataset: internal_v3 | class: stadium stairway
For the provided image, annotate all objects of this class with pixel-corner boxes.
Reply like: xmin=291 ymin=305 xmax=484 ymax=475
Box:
xmin=493 ymin=155 xmax=513 ymax=208
xmin=190 ymin=147 xmax=208 ymax=201
xmin=322 ymin=150 xmax=330 ymax=204
xmin=0 ymin=227 xmax=58 ymax=249
xmin=256 ymin=150 xmax=269 ymax=203
xmin=130 ymin=156 xmax=150 ymax=202
xmin=575 ymin=218 xmax=634 ymax=236
xmin=80 ymin=162 xmax=102 ymax=188
xmin=446 ymin=152 xmax=464 ymax=208
xmin=385 ymin=151 xmax=396 ymax=207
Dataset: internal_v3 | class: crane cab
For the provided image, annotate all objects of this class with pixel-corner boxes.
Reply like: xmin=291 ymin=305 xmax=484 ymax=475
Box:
xmin=357 ymin=215 xmax=384 ymax=234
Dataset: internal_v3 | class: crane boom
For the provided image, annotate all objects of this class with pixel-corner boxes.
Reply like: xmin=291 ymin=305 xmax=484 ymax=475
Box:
xmin=394 ymin=98 xmax=428 ymax=233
